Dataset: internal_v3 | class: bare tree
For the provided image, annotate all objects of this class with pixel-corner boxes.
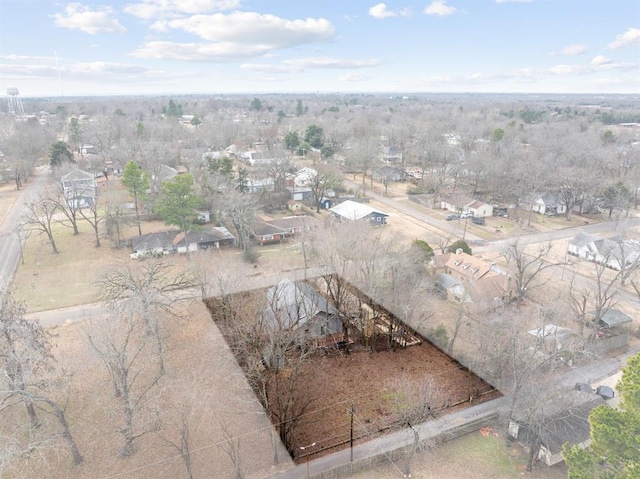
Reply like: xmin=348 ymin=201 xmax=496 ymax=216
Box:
xmin=85 ymin=311 xmax=162 ymax=457
xmin=50 ymin=189 xmax=82 ymax=236
xmin=22 ymin=195 xmax=59 ymax=254
xmin=0 ymin=290 xmax=50 ymax=427
xmin=0 ymin=290 xmax=83 ymax=466
xmin=78 ymin=199 xmax=104 ymax=247
xmin=502 ymin=240 xmax=565 ymax=305
xmin=104 ymin=200 xmax=131 ymax=247
xmin=96 ymin=259 xmax=195 ymax=374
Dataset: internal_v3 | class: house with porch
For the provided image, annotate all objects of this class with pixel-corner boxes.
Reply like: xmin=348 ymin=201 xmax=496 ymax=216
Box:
xmin=525 ymin=192 xmax=567 ymax=216
xmin=61 ymin=168 xmax=97 ymax=208
xmin=129 ymin=227 xmax=235 ymax=258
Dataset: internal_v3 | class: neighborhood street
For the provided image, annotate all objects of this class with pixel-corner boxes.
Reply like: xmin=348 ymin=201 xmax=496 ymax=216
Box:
xmin=0 ymin=167 xmax=50 ymax=290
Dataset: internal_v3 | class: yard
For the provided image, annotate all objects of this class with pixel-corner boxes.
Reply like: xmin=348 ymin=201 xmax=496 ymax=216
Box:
xmin=210 ymin=286 xmax=501 ymax=464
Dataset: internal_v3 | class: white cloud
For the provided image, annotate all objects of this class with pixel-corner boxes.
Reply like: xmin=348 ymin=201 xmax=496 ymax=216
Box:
xmin=369 ymin=3 xmax=395 ymax=19
xmin=242 ymin=57 xmax=381 ymax=73
xmin=130 ymin=41 xmax=271 ymax=61
xmin=124 ymin=0 xmax=239 ymax=20
xmin=608 ymin=27 xmax=640 ymax=49
xmin=162 ymin=12 xmax=334 ymax=46
xmin=552 ymin=44 xmax=588 ymax=56
xmin=52 ymin=3 xmax=125 ymax=34
xmin=339 ymin=72 xmax=371 ymax=82
xmin=369 ymin=3 xmax=410 ymax=19
xmin=132 ymin=12 xmax=335 ymax=61
xmin=591 ymin=55 xmax=612 ymax=66
xmin=424 ymin=1 xmax=457 ymax=16
xmin=549 ymin=61 xmax=636 ymax=75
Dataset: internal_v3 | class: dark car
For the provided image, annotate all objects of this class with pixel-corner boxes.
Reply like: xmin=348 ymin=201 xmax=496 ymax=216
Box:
xmin=445 ymin=214 xmax=459 ymax=221
xmin=471 ymin=216 xmax=485 ymax=225
xmin=596 ymin=385 xmax=615 ymax=400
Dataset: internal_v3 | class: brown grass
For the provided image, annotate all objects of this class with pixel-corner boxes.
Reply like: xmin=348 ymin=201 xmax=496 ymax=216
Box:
xmin=1 ymin=301 xmax=291 ymax=479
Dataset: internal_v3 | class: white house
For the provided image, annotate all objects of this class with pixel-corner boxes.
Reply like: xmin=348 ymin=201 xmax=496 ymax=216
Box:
xmin=466 ymin=200 xmax=493 ymax=218
xmin=329 ymin=200 xmax=389 ymax=225
xmin=568 ymin=233 xmax=640 ymax=271
xmin=528 ymin=192 xmax=567 ymax=216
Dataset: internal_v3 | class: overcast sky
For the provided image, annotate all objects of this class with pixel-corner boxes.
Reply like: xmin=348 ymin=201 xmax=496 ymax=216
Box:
xmin=1 ymin=0 xmax=638 ymax=97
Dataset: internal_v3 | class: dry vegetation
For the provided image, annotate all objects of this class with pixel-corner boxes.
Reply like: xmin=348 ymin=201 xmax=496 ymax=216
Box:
xmin=1 ymin=300 xmax=291 ymax=479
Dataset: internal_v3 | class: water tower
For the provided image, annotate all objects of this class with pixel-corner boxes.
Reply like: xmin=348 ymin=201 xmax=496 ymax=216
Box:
xmin=7 ymin=87 xmax=25 ymax=116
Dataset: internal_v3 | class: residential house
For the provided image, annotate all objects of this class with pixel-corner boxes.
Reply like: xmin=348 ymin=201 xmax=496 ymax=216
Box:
xmin=466 ymin=200 xmax=493 ymax=218
xmin=372 ymin=166 xmax=407 ymax=183
xmin=61 ymin=168 xmax=97 ymax=208
xmin=130 ymin=227 xmax=235 ymax=258
xmin=246 ymin=177 xmax=275 ymax=194
xmin=440 ymin=194 xmax=475 ymax=214
xmin=508 ymin=398 xmax=606 ymax=467
xmin=526 ymin=192 xmax=567 ymax=216
xmin=252 ymin=221 xmax=290 ymax=245
xmin=329 ymin=200 xmax=389 ymax=225
xmin=568 ymin=233 xmax=640 ymax=271
xmin=434 ymin=252 xmax=510 ymax=306
xmin=263 ymin=279 xmax=342 ymax=339
xmin=150 ymin=165 xmax=179 ymax=194
xmin=285 ymin=167 xmax=318 ymax=202
xmin=380 ymin=145 xmax=403 ymax=165
xmin=265 ymin=216 xmax=321 ymax=236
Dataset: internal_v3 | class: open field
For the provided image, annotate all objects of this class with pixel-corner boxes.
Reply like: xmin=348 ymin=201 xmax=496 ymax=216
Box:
xmin=1 ymin=300 xmax=291 ymax=479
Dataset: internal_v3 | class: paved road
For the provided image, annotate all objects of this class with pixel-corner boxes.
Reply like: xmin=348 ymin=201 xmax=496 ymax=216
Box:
xmin=342 ymin=178 xmax=485 ymax=243
xmin=26 ymin=265 xmax=332 ymax=326
xmin=0 ymin=168 xmax=50 ymax=290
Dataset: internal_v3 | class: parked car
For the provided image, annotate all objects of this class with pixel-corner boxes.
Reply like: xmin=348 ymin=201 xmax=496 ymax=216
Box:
xmin=460 ymin=212 xmax=472 ymax=219
xmin=445 ymin=214 xmax=459 ymax=221
xmin=471 ymin=216 xmax=485 ymax=225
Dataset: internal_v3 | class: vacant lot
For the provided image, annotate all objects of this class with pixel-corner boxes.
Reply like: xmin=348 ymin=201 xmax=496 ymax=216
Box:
xmin=211 ymin=286 xmax=500 ymax=464
xmin=2 ymin=300 xmax=290 ymax=479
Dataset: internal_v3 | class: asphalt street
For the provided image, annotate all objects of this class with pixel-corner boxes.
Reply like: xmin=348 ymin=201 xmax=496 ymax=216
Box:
xmin=0 ymin=167 xmax=50 ymax=290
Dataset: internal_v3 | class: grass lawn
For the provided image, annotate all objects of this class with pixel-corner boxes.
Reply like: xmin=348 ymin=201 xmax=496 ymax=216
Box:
xmin=359 ymin=426 xmax=569 ymax=479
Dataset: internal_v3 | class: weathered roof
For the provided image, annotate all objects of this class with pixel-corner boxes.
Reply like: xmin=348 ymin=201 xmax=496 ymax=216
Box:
xmin=540 ymin=398 xmax=606 ymax=454
xmin=596 ymin=308 xmax=633 ymax=328
xmin=252 ymin=222 xmax=288 ymax=237
xmin=329 ymin=200 xmax=388 ymax=221
xmin=61 ymin=168 xmax=95 ymax=181
xmin=267 ymin=216 xmax=321 ymax=232
xmin=264 ymin=279 xmax=338 ymax=331
xmin=444 ymin=252 xmax=494 ymax=280
xmin=569 ymin=232 xmax=600 ymax=247
xmin=132 ymin=227 xmax=235 ymax=251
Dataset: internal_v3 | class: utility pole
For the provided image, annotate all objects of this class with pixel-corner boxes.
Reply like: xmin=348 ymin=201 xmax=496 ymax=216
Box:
xmin=349 ymin=401 xmax=356 ymax=462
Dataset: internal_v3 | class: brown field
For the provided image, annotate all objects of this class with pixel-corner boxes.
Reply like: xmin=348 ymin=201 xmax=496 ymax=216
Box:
xmin=1 ymin=301 xmax=291 ymax=479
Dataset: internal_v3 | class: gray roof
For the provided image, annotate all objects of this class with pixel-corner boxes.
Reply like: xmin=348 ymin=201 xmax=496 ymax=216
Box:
xmin=61 ymin=168 xmax=95 ymax=181
xmin=264 ymin=279 xmax=338 ymax=331
xmin=131 ymin=227 xmax=235 ymax=252
xmin=569 ymin=232 xmax=599 ymax=247
xmin=596 ymin=308 xmax=633 ymax=328
xmin=539 ymin=398 xmax=606 ymax=454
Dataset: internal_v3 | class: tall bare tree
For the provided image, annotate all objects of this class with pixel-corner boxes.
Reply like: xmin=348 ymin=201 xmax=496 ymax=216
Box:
xmin=22 ymin=195 xmax=59 ymax=254
xmin=86 ymin=311 xmax=162 ymax=457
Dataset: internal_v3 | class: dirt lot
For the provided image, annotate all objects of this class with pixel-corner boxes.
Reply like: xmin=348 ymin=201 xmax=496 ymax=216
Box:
xmin=291 ymin=342 xmax=500 ymax=461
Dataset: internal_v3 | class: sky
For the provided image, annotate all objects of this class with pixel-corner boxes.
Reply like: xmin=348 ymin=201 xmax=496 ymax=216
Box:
xmin=0 ymin=0 xmax=638 ymax=97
